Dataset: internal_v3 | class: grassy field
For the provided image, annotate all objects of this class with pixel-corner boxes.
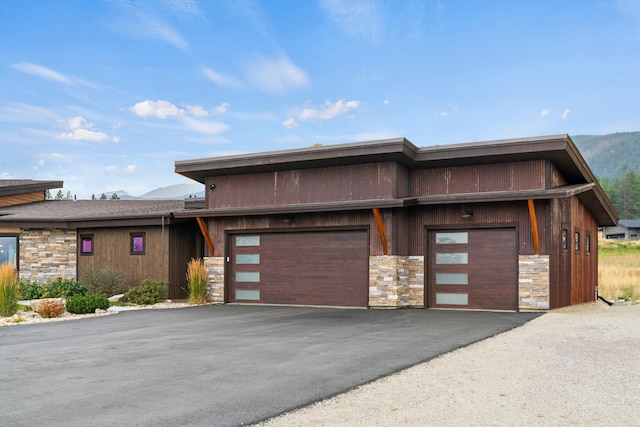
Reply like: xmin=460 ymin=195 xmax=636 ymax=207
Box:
xmin=598 ymin=239 xmax=640 ymax=301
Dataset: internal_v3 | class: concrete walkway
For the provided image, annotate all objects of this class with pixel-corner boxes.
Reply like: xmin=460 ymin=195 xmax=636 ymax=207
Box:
xmin=0 ymin=305 xmax=540 ymax=427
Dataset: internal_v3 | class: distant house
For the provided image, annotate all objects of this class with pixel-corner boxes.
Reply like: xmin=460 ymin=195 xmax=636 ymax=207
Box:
xmin=0 ymin=181 xmax=201 ymax=299
xmin=175 ymin=134 xmax=618 ymax=311
xmin=602 ymin=219 xmax=640 ymax=240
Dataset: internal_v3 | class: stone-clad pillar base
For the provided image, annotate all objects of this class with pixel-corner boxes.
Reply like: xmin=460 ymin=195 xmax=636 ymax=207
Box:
xmin=203 ymin=257 xmax=225 ymax=304
xmin=369 ymin=256 xmax=424 ymax=308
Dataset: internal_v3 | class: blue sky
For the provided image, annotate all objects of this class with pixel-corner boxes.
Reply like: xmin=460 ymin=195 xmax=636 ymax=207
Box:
xmin=1 ymin=0 xmax=639 ymax=198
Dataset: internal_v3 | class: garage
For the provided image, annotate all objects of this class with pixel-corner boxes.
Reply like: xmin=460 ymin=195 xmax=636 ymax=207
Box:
xmin=229 ymin=229 xmax=369 ymax=307
xmin=427 ymin=228 xmax=517 ymax=311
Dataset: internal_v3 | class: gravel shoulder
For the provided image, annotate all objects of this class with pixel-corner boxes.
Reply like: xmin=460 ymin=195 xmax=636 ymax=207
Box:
xmin=257 ymin=301 xmax=640 ymax=427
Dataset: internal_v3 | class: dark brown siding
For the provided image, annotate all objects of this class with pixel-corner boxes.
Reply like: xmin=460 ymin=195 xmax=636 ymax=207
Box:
xmin=571 ymin=197 xmax=598 ymax=305
xmin=207 ymin=162 xmax=397 ymax=209
xmin=168 ymin=222 xmax=198 ymax=299
xmin=407 ymin=201 xmax=548 ymax=256
xmin=77 ymin=226 xmax=169 ymax=290
xmin=548 ymin=161 xmax=568 ymax=187
xmin=549 ymin=198 xmax=571 ymax=308
xmin=411 ymin=160 xmax=546 ymax=196
xmin=207 ymin=210 xmax=387 ymax=256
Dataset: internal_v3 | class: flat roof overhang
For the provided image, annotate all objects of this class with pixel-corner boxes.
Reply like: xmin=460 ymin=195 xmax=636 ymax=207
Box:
xmin=174 ymin=184 xmax=617 ymax=226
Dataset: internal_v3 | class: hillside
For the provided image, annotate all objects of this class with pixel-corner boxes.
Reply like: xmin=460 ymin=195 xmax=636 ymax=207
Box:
xmin=573 ymin=132 xmax=640 ymax=179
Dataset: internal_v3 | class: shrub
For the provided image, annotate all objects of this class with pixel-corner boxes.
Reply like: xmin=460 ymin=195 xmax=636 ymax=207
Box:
xmin=125 ymin=280 xmax=167 ymax=305
xmin=66 ymin=294 xmax=110 ymax=314
xmin=81 ymin=267 xmax=128 ymax=297
xmin=41 ymin=278 xmax=88 ymax=298
xmin=0 ymin=263 xmax=19 ymax=317
xmin=186 ymin=258 xmax=208 ymax=305
xmin=35 ymin=299 xmax=66 ymax=318
xmin=19 ymin=281 xmax=44 ymax=300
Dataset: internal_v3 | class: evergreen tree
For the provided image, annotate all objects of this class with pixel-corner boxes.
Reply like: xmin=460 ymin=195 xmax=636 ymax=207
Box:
xmin=100 ymin=193 xmax=107 ymax=200
xmin=91 ymin=194 xmax=96 ymax=200
xmin=66 ymin=191 xmax=73 ymax=200
xmin=55 ymin=190 xmax=64 ymax=200
xmin=111 ymin=193 xmax=120 ymax=200
xmin=45 ymin=189 xmax=52 ymax=200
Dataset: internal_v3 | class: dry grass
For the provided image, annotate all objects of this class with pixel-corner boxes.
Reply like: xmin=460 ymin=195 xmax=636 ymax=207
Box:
xmin=0 ymin=263 xmax=19 ymax=317
xmin=598 ymin=239 xmax=640 ymax=301
xmin=186 ymin=258 xmax=208 ymax=305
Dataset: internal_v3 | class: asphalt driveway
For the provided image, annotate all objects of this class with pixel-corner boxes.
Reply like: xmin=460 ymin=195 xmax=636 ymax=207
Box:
xmin=0 ymin=305 xmax=540 ymax=426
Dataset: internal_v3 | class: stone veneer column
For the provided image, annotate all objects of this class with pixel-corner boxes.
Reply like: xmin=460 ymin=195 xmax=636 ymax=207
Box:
xmin=19 ymin=229 xmax=77 ymax=283
xmin=369 ymin=256 xmax=425 ymax=308
xmin=203 ymin=257 xmax=225 ymax=304
xmin=518 ymin=255 xmax=550 ymax=310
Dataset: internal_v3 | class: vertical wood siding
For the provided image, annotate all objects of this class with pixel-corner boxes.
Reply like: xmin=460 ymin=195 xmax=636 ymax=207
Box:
xmin=411 ymin=160 xmax=546 ymax=196
xmin=571 ymin=197 xmax=599 ymax=305
xmin=407 ymin=201 xmax=548 ymax=256
xmin=168 ymin=222 xmax=198 ymax=299
xmin=77 ymin=226 xmax=170 ymax=290
xmin=207 ymin=162 xmax=397 ymax=209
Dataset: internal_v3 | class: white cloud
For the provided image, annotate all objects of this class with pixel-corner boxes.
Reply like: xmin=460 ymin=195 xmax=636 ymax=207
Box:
xmin=56 ymin=116 xmax=109 ymax=142
xmin=131 ymin=100 xmax=186 ymax=119
xmin=244 ymin=55 xmax=309 ymax=95
xmin=440 ymin=111 xmax=448 ymax=117
xmin=163 ymin=0 xmax=204 ymax=19
xmin=283 ymin=117 xmax=299 ymax=129
xmin=181 ymin=116 xmax=230 ymax=135
xmin=107 ymin=3 xmax=189 ymax=51
xmin=126 ymin=165 xmax=137 ymax=172
xmin=186 ymin=105 xmax=209 ymax=117
xmin=213 ymin=102 xmax=230 ymax=114
xmin=384 ymin=99 xmax=389 ymax=104
xmin=299 ymin=100 xmax=360 ymax=122
xmin=540 ymin=109 xmax=550 ymax=117
xmin=320 ymin=0 xmax=383 ymax=43
xmin=202 ymin=67 xmax=244 ymax=89
xmin=562 ymin=108 xmax=571 ymax=120
xmin=48 ymin=153 xmax=71 ymax=162
xmin=112 ymin=136 xmax=121 ymax=143
xmin=12 ymin=63 xmax=72 ymax=85
xmin=105 ymin=165 xmax=118 ymax=172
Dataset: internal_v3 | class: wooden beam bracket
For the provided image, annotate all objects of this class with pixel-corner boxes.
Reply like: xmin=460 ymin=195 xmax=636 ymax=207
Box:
xmin=196 ymin=217 xmax=215 ymax=257
xmin=527 ymin=199 xmax=540 ymax=255
xmin=372 ymin=208 xmax=389 ymax=255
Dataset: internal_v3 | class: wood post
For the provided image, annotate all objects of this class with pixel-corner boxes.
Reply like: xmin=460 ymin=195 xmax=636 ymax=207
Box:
xmin=372 ymin=208 xmax=389 ymax=255
xmin=196 ymin=217 xmax=215 ymax=257
xmin=527 ymin=199 xmax=540 ymax=255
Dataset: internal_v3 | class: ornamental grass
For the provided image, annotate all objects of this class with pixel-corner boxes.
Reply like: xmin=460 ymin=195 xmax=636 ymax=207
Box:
xmin=187 ymin=258 xmax=208 ymax=305
xmin=598 ymin=239 xmax=640 ymax=301
xmin=0 ymin=263 xmax=19 ymax=317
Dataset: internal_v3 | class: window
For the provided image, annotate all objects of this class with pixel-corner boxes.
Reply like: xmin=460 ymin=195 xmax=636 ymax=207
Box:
xmin=561 ymin=228 xmax=568 ymax=252
xmin=80 ymin=235 xmax=93 ymax=255
xmin=0 ymin=235 xmax=18 ymax=268
xmin=130 ymin=233 xmax=145 ymax=255
xmin=574 ymin=229 xmax=580 ymax=254
xmin=586 ymin=232 xmax=591 ymax=255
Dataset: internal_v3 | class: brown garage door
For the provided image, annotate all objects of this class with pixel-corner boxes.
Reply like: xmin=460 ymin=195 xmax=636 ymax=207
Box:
xmin=428 ymin=228 xmax=517 ymax=311
xmin=230 ymin=230 xmax=369 ymax=307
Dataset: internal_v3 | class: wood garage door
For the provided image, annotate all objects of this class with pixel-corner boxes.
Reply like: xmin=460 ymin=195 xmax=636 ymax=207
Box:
xmin=229 ymin=230 xmax=369 ymax=307
xmin=428 ymin=228 xmax=517 ymax=311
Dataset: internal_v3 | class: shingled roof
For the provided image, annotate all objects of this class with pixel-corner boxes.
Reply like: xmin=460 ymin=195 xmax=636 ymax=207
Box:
xmin=0 ymin=200 xmax=188 ymax=228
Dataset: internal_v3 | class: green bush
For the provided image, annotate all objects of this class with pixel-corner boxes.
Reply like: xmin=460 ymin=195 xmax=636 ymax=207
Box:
xmin=81 ymin=267 xmax=128 ymax=297
xmin=125 ymin=280 xmax=167 ymax=305
xmin=66 ymin=294 xmax=110 ymax=314
xmin=0 ymin=263 xmax=19 ymax=317
xmin=19 ymin=278 xmax=88 ymax=300
xmin=42 ymin=278 xmax=88 ymax=298
xmin=19 ymin=281 xmax=44 ymax=300
xmin=35 ymin=299 xmax=66 ymax=318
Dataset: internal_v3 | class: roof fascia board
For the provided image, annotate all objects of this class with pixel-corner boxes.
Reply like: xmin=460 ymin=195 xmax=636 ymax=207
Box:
xmin=0 ymin=180 xmax=64 ymax=197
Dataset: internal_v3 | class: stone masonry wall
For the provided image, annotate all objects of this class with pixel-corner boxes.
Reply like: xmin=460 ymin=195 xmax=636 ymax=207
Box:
xmin=369 ymin=256 xmax=424 ymax=308
xmin=518 ymin=254 xmax=550 ymax=310
xmin=204 ymin=257 xmax=225 ymax=304
xmin=19 ymin=229 xmax=77 ymax=283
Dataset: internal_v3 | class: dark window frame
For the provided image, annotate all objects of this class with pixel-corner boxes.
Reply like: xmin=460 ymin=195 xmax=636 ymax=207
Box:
xmin=79 ymin=234 xmax=94 ymax=256
xmin=561 ymin=228 xmax=569 ymax=252
xmin=574 ymin=228 xmax=580 ymax=254
xmin=586 ymin=232 xmax=591 ymax=255
xmin=130 ymin=232 xmax=146 ymax=255
xmin=0 ymin=233 xmax=19 ymax=269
